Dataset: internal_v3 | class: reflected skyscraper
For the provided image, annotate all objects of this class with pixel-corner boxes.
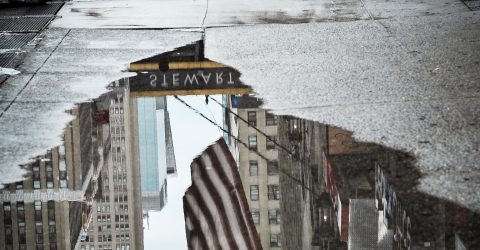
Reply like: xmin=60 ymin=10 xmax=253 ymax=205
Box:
xmin=134 ymin=96 xmax=176 ymax=213
xmin=79 ymin=86 xmax=144 ymax=250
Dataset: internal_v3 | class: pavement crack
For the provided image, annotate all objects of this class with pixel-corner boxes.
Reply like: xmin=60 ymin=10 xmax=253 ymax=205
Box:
xmin=201 ymin=0 xmax=209 ymax=32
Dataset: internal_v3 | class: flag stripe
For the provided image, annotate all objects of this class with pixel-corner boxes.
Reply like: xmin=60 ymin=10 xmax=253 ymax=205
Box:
xmin=213 ymin=143 xmax=263 ymax=249
xmin=205 ymin=146 xmax=253 ymax=250
xmin=195 ymin=155 xmax=240 ymax=249
xmin=184 ymin=193 xmax=217 ymax=249
xmin=191 ymin=162 xmax=234 ymax=249
xmin=184 ymin=197 xmax=210 ymax=250
xmin=183 ymin=138 xmax=263 ymax=250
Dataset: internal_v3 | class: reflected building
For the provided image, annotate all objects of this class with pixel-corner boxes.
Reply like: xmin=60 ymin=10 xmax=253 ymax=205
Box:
xmin=224 ymin=95 xmax=282 ymax=249
xmin=324 ymin=126 xmax=480 ymax=250
xmin=223 ymin=96 xmax=346 ymax=250
xmin=224 ymin=99 xmax=480 ymax=250
xmin=276 ymin=116 xmax=344 ymax=250
xmin=78 ymin=85 xmax=144 ymax=250
xmin=134 ymin=96 xmax=176 ymax=213
xmin=0 ymin=101 xmax=106 ymax=250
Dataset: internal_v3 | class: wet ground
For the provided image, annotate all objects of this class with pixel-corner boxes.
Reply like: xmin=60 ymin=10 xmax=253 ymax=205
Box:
xmin=0 ymin=0 xmax=479 ymax=249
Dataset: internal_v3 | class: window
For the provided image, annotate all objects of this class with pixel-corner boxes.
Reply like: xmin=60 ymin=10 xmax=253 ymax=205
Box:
xmin=19 ymin=226 xmax=26 ymax=243
xmin=251 ymin=210 xmax=260 ymax=224
xmin=33 ymin=164 xmax=41 ymax=189
xmin=60 ymin=180 xmax=67 ymax=188
xmin=247 ymin=111 xmax=256 ymax=126
xmin=266 ymin=136 xmax=276 ymax=150
xmin=5 ymin=225 xmax=13 ymax=244
xmin=249 ymin=161 xmax=258 ymax=176
xmin=48 ymin=201 xmax=55 ymax=224
xmin=35 ymin=201 xmax=42 ymax=210
xmin=17 ymin=202 xmax=25 ymax=223
xmin=16 ymin=181 xmax=23 ymax=189
xmin=35 ymin=224 xmax=43 ymax=234
xmin=265 ymin=112 xmax=277 ymax=126
xmin=59 ymin=159 xmax=66 ymax=171
xmin=58 ymin=144 xmax=65 ymax=155
xmin=267 ymin=161 xmax=279 ymax=176
xmin=4 ymin=202 xmax=11 ymax=211
xmin=268 ymin=209 xmax=280 ymax=224
xmin=49 ymin=232 xmax=56 ymax=243
xmin=250 ymin=185 xmax=259 ymax=201
xmin=268 ymin=185 xmax=280 ymax=200
xmin=248 ymin=136 xmax=257 ymax=150
xmin=45 ymin=161 xmax=53 ymax=171
xmin=4 ymin=202 xmax=12 ymax=224
xmin=35 ymin=210 xmax=42 ymax=223
xmin=270 ymin=234 xmax=281 ymax=247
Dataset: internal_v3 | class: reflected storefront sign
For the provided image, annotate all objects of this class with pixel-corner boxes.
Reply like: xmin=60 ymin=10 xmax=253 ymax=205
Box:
xmin=129 ymin=66 xmax=249 ymax=97
xmin=127 ymin=41 xmax=251 ymax=97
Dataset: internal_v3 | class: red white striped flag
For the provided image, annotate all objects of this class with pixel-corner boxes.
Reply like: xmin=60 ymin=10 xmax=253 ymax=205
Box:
xmin=183 ymin=138 xmax=263 ymax=250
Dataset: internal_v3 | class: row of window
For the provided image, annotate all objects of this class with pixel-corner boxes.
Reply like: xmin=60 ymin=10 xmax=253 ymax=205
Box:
xmin=250 ymin=185 xmax=280 ymax=201
xmin=96 ymin=205 xmax=129 ymax=213
xmin=248 ymin=135 xmax=277 ymax=150
xmin=270 ymin=233 xmax=282 ymax=247
xmin=26 ymin=156 xmax=66 ymax=190
xmin=110 ymin=107 xmax=124 ymax=114
xmin=96 ymin=215 xmax=128 ymax=223
xmin=4 ymin=201 xmax=56 ymax=249
xmin=6 ymin=244 xmax=57 ymax=250
xmin=98 ymin=194 xmax=128 ymax=203
xmin=247 ymin=111 xmax=277 ymax=127
xmin=251 ymin=209 xmax=281 ymax=225
xmin=82 ymin=244 xmax=129 ymax=250
xmin=248 ymin=160 xmax=279 ymax=176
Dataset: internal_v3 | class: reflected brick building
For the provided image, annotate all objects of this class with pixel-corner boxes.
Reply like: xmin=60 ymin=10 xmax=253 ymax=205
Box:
xmin=324 ymin=126 xmax=480 ymax=250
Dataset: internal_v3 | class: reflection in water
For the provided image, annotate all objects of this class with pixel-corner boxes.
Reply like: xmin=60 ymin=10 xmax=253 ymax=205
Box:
xmin=1 ymin=40 xmax=479 ymax=250
xmin=221 ymin=95 xmax=480 ymax=250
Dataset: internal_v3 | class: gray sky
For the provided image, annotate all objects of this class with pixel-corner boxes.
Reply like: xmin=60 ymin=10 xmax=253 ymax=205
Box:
xmin=143 ymin=95 xmax=224 ymax=249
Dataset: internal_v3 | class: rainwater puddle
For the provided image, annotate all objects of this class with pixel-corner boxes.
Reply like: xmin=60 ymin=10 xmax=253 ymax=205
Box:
xmin=1 ymin=41 xmax=479 ymax=250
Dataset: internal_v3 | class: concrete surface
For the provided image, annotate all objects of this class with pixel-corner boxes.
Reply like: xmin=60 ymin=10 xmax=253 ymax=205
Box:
xmin=205 ymin=9 xmax=480 ymax=209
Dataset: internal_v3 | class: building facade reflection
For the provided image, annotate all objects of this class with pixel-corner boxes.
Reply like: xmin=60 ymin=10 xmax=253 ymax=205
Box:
xmin=0 ymin=84 xmax=149 ymax=250
xmin=0 ymin=100 xmax=105 ymax=249
xmin=222 ymin=95 xmax=480 ymax=250
xmin=78 ymin=85 xmax=144 ymax=250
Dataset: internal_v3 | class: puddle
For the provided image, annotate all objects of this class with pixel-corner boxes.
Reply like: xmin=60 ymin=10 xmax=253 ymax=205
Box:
xmin=1 ymin=40 xmax=479 ymax=250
